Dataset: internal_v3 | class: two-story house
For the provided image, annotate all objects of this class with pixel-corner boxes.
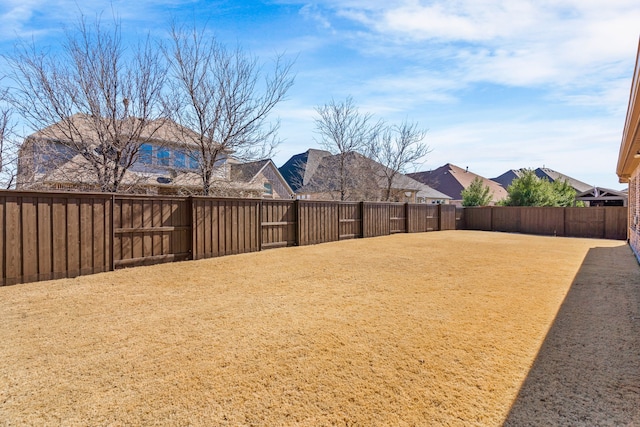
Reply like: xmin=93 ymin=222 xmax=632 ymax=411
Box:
xmin=17 ymin=114 xmax=293 ymax=198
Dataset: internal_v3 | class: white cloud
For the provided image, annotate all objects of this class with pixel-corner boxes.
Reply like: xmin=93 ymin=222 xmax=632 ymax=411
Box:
xmin=299 ymin=3 xmax=333 ymax=30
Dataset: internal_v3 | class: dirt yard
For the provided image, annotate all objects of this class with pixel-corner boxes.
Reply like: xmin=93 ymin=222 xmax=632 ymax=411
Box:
xmin=1 ymin=230 xmax=639 ymax=426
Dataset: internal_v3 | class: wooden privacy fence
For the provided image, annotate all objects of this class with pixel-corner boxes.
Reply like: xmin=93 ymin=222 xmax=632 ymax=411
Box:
xmin=0 ymin=191 xmax=457 ymax=286
xmin=463 ymin=206 xmax=627 ymax=240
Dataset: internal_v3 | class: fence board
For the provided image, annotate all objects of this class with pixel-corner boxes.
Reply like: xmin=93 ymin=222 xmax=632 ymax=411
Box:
xmin=455 ymin=208 xmax=465 ymax=230
xmin=21 ymin=197 xmax=38 ymax=283
xmin=66 ymin=199 xmax=80 ymax=277
xmin=36 ymin=198 xmax=52 ymax=281
xmin=0 ymin=199 xmax=4 ymax=284
xmin=4 ymin=197 xmax=20 ymax=285
xmin=79 ymin=200 xmax=93 ymax=275
xmin=52 ymin=198 xmax=67 ymax=280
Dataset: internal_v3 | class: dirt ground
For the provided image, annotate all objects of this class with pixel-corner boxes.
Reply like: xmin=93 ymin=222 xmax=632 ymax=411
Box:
xmin=1 ymin=230 xmax=639 ymax=426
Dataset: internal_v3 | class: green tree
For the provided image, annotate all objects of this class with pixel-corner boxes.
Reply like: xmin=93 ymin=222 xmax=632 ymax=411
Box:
xmin=502 ymin=169 xmax=578 ymax=206
xmin=551 ymin=178 xmax=580 ymax=207
xmin=461 ymin=177 xmax=493 ymax=206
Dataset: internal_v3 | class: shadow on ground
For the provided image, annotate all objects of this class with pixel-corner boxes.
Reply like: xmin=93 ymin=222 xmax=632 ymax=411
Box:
xmin=503 ymin=245 xmax=640 ymax=426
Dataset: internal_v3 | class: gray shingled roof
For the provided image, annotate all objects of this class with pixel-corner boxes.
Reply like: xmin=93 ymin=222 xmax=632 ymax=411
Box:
xmin=278 ymin=149 xmax=331 ymax=191
xmin=230 ymin=159 xmax=270 ymax=183
xmin=409 ymin=163 xmax=508 ymax=202
xmin=291 ymin=151 xmax=451 ymax=199
xmin=492 ymin=167 xmax=593 ymax=193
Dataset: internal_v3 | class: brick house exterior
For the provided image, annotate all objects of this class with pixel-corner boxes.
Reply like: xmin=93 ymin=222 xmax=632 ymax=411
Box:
xmin=616 ymin=40 xmax=640 ymax=257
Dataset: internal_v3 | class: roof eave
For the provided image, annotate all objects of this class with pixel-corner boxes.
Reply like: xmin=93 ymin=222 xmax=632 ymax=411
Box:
xmin=617 ymin=38 xmax=640 ymax=183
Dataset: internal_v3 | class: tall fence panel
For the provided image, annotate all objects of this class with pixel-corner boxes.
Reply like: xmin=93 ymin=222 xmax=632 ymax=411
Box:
xmin=261 ymin=200 xmax=297 ymax=249
xmin=439 ymin=204 xmax=457 ymax=230
xmin=491 ymin=207 xmax=522 ymax=233
xmin=463 ymin=206 xmax=627 ymax=240
xmin=298 ymin=201 xmax=339 ymax=246
xmin=114 ymin=196 xmax=190 ymax=268
xmin=604 ymin=207 xmax=628 ymax=240
xmin=520 ymin=207 xmax=565 ymax=236
xmin=464 ymin=207 xmax=493 ymax=231
xmin=407 ymin=204 xmax=426 ymax=232
xmin=192 ymin=198 xmax=260 ymax=259
xmin=0 ymin=191 xmax=112 ymax=286
xmin=455 ymin=208 xmax=465 ymax=230
xmin=565 ymin=207 xmax=604 ymax=238
xmin=339 ymin=202 xmax=362 ymax=240
xmin=407 ymin=205 xmax=440 ymax=232
xmin=363 ymin=203 xmax=391 ymax=237
xmin=389 ymin=203 xmax=407 ymax=234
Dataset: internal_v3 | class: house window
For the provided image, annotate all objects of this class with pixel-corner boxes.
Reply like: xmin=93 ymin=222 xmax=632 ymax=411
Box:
xmin=174 ymin=151 xmax=186 ymax=169
xmin=157 ymin=148 xmax=170 ymax=166
xmin=188 ymin=152 xmax=199 ymax=170
xmin=263 ymin=183 xmax=273 ymax=195
xmin=140 ymin=144 xmax=153 ymax=165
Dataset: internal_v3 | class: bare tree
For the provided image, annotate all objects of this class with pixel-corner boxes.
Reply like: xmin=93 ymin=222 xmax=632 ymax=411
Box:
xmin=368 ymin=120 xmax=430 ymax=201
xmin=314 ymin=96 xmax=383 ymax=201
xmin=8 ymin=14 xmax=167 ymax=193
xmin=165 ymin=24 xmax=294 ymax=196
xmin=0 ymin=85 xmax=18 ymax=189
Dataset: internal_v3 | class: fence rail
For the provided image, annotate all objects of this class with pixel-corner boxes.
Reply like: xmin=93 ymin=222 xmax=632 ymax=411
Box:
xmin=0 ymin=191 xmax=457 ymax=286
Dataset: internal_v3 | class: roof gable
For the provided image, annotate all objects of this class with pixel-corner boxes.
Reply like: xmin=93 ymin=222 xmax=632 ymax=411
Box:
xmin=278 ymin=149 xmax=331 ymax=192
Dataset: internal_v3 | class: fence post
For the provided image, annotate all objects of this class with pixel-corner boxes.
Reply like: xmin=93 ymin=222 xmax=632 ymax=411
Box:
xmin=110 ymin=193 xmax=116 ymax=271
xmin=258 ymin=199 xmax=263 ymax=252
xmin=189 ymin=196 xmax=196 ymax=260
xmin=360 ymin=201 xmax=366 ymax=238
xmin=437 ymin=203 xmax=442 ymax=231
xmin=405 ymin=202 xmax=410 ymax=233
xmin=295 ymin=199 xmax=301 ymax=246
xmin=490 ymin=206 xmax=494 ymax=231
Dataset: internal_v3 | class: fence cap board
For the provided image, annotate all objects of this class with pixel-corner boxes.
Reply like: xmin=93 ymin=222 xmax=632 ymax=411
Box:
xmin=0 ymin=189 xmax=114 ymax=199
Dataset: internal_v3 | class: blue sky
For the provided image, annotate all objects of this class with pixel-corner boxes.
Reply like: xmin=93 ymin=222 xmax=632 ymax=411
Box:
xmin=1 ymin=0 xmax=639 ymax=189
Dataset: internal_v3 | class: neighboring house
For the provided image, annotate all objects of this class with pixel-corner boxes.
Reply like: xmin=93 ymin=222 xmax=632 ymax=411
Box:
xmin=17 ymin=114 xmax=290 ymax=198
xmin=575 ymin=187 xmax=628 ymax=207
xmin=493 ymin=167 xmax=593 ymax=193
xmin=230 ymin=159 xmax=294 ymax=199
xmin=617 ymin=39 xmax=640 ymax=256
xmin=279 ymin=149 xmax=452 ymax=203
xmin=408 ymin=163 xmax=508 ymax=206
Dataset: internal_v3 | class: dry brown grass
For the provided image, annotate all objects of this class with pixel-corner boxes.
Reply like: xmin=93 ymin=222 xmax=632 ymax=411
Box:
xmin=0 ymin=231 xmax=629 ymax=425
